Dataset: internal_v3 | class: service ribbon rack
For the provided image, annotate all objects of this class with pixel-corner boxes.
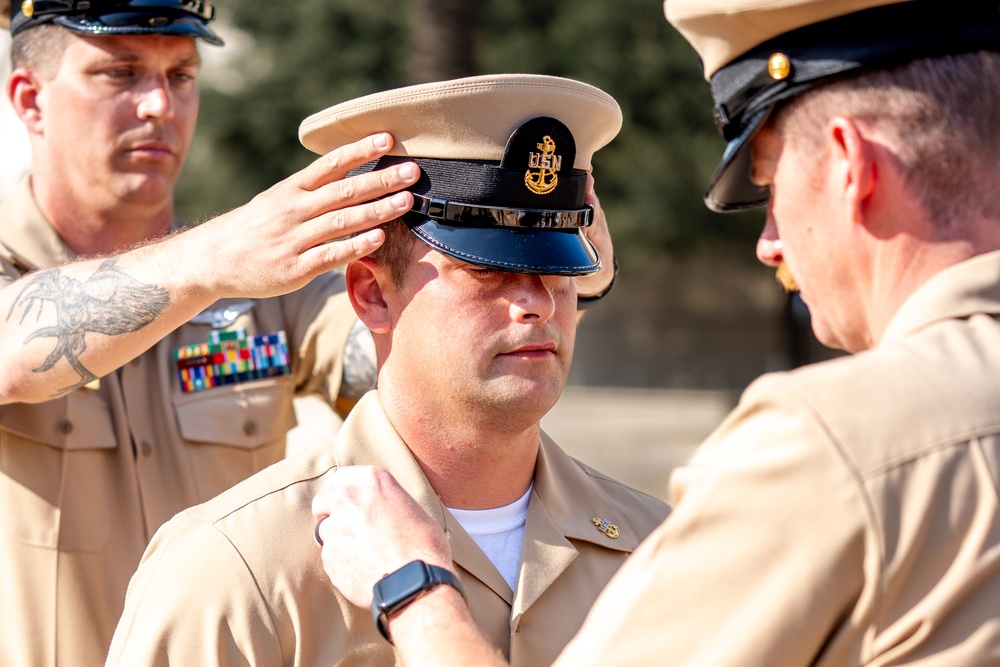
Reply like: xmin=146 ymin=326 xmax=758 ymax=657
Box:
xmin=175 ymin=329 xmax=290 ymax=393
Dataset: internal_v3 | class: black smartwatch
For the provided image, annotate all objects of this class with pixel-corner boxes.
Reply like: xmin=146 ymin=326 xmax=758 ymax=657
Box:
xmin=371 ymin=560 xmax=465 ymax=643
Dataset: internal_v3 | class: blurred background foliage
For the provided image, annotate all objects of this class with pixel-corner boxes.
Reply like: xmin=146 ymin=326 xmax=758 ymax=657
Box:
xmin=176 ymin=0 xmax=764 ymax=266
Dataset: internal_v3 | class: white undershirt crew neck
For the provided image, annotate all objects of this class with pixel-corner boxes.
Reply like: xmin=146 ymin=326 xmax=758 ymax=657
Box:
xmin=448 ymin=484 xmax=532 ymax=591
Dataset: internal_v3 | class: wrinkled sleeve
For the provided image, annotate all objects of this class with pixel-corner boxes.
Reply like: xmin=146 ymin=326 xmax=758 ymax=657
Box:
xmin=106 ymin=512 xmax=283 ymax=666
xmin=554 ymin=373 xmax=874 ymax=667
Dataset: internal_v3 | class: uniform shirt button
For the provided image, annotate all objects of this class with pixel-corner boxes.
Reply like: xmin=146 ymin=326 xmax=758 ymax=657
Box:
xmin=57 ymin=419 xmax=73 ymax=435
xmin=140 ymin=440 xmax=153 ymax=456
xmin=243 ymin=420 xmax=257 ymax=436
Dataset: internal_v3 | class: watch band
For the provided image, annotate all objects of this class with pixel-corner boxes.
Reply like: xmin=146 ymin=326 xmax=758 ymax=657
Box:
xmin=371 ymin=560 xmax=465 ymax=643
xmin=577 ymin=254 xmax=618 ymax=310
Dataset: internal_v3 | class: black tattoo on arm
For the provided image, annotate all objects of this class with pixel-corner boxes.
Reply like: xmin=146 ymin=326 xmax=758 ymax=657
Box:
xmin=7 ymin=258 xmax=171 ymax=396
xmin=339 ymin=318 xmax=377 ymax=401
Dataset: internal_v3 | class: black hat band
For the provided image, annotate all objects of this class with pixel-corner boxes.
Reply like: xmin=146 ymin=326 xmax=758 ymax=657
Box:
xmin=361 ymin=155 xmax=588 ymax=211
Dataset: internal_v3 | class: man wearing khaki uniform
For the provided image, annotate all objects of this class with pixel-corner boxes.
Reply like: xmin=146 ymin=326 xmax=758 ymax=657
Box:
xmin=0 ymin=186 xmax=357 ymax=664
xmin=0 ymin=1 xmax=435 ymax=664
xmin=106 ymin=74 xmax=669 ymax=666
xmin=307 ymin=1 xmax=1000 ymax=666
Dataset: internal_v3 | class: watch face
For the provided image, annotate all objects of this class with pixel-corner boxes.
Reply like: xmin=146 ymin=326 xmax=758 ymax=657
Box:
xmin=374 ymin=560 xmax=432 ymax=612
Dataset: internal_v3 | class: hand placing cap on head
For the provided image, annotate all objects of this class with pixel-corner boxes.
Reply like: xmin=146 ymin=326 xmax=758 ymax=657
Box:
xmin=299 ymin=74 xmax=622 ymax=276
xmin=4 ymin=0 xmax=223 ymax=45
xmin=664 ymin=0 xmax=1000 ymax=212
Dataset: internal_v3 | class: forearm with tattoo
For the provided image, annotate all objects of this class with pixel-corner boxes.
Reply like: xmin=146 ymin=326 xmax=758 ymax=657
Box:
xmin=7 ymin=258 xmax=170 ymax=396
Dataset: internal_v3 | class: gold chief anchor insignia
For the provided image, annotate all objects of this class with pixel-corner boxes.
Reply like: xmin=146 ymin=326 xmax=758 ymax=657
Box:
xmin=592 ymin=517 xmax=620 ymax=539
xmin=524 ymin=135 xmax=561 ymax=195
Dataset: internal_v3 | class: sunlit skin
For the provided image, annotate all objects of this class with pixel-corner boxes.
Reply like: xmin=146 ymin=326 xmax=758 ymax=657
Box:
xmin=752 ymin=128 xmax=805 ymax=296
xmin=750 ymin=122 xmax=868 ymax=352
xmin=9 ymin=33 xmax=201 ymax=255
xmin=348 ymin=240 xmax=577 ymax=508
xmin=372 ymin=243 xmax=575 ymax=423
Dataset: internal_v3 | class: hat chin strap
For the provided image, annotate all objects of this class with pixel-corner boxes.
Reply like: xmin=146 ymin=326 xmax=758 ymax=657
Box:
xmin=409 ymin=193 xmax=592 ymax=230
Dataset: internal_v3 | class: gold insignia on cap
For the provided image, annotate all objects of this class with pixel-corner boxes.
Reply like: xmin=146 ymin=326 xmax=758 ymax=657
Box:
xmin=767 ymin=53 xmax=792 ymax=80
xmin=524 ymin=135 xmax=561 ymax=195
xmin=592 ymin=517 xmax=620 ymax=539
xmin=21 ymin=0 xmax=34 ymax=18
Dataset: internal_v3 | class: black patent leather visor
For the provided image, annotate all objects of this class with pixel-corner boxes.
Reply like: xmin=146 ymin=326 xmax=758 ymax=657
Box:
xmin=53 ymin=12 xmax=223 ymax=44
xmin=404 ymin=213 xmax=601 ymax=276
xmin=18 ymin=0 xmax=214 ymax=20
xmin=704 ymin=107 xmax=771 ymax=213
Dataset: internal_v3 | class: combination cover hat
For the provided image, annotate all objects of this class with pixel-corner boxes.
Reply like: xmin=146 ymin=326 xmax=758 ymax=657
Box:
xmin=299 ymin=74 xmax=623 ymax=276
xmin=665 ymin=0 xmax=1000 ymax=212
xmin=3 ymin=0 xmax=223 ymax=45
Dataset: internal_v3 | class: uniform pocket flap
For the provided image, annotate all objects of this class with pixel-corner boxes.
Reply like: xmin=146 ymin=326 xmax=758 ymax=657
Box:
xmin=174 ymin=378 xmax=297 ymax=449
xmin=0 ymin=390 xmax=117 ymax=451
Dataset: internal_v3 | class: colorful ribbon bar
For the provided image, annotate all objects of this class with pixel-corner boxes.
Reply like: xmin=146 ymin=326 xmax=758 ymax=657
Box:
xmin=175 ymin=329 xmax=290 ymax=393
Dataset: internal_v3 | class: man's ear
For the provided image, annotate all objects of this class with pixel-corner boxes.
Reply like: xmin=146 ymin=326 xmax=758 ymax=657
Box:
xmin=346 ymin=258 xmax=394 ymax=334
xmin=829 ymin=116 xmax=877 ymax=224
xmin=8 ymin=68 xmax=46 ymax=135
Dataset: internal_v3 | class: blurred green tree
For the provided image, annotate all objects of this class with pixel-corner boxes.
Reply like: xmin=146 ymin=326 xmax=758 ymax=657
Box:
xmin=176 ymin=0 xmax=763 ymax=263
xmin=411 ymin=0 xmax=481 ymax=81
xmin=176 ymin=0 xmax=408 ymax=221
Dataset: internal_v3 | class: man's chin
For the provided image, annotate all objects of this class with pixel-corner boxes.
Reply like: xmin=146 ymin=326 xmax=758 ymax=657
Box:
xmin=482 ymin=375 xmax=565 ymax=413
xmin=113 ymin=173 xmax=178 ymax=205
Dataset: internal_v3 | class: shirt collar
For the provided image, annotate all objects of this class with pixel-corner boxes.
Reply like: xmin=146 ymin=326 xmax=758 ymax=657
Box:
xmin=332 ymin=391 xmax=451 ymax=528
xmin=0 ymin=176 xmax=75 ymax=270
xmin=881 ymin=250 xmax=1000 ymax=345
xmin=532 ymin=432 xmax=641 ymax=553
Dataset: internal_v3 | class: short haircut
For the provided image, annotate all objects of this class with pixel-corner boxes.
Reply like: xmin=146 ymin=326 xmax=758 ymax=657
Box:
xmin=11 ymin=24 xmax=72 ymax=77
xmin=368 ymin=218 xmax=417 ymax=288
xmin=775 ymin=50 xmax=1000 ymax=230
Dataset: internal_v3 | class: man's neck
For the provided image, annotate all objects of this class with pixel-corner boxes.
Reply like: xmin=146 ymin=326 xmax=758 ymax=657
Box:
xmin=411 ymin=427 xmax=539 ymax=511
xmin=31 ymin=175 xmax=174 ymax=256
xmin=380 ymin=387 xmax=542 ymax=511
xmin=866 ymin=235 xmax=995 ymax=349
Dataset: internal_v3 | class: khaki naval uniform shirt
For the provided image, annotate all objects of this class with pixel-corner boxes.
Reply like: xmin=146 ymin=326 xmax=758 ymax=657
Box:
xmin=0 ymin=178 xmax=357 ymax=667
xmin=106 ymin=390 xmax=669 ymax=667
xmin=557 ymin=250 xmax=1000 ymax=666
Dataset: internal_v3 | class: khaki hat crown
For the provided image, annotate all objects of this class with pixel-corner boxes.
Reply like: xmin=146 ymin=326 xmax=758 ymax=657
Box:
xmin=300 ymin=74 xmax=623 ymax=277
xmin=300 ymin=73 xmax=621 ymax=171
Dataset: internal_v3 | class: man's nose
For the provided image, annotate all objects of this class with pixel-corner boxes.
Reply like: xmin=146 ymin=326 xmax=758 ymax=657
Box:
xmin=509 ymin=274 xmax=558 ymax=323
xmin=136 ymin=76 xmax=174 ymax=121
xmin=756 ymin=212 xmax=783 ymax=268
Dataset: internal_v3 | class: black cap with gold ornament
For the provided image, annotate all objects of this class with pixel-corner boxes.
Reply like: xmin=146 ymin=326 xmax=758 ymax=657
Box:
xmin=665 ymin=0 xmax=1000 ymax=212
xmin=2 ymin=0 xmax=223 ymax=46
xmin=300 ymin=74 xmax=622 ymax=276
